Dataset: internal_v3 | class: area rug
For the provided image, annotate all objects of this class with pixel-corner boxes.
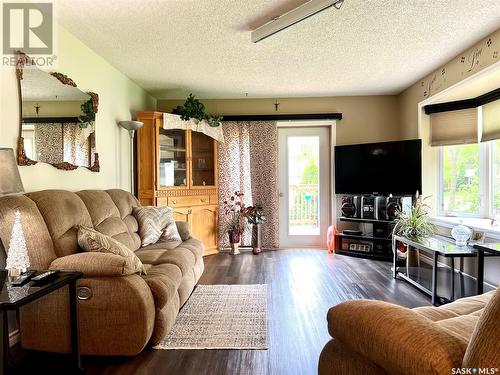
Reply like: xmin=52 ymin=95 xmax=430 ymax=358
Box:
xmin=154 ymin=284 xmax=268 ymax=350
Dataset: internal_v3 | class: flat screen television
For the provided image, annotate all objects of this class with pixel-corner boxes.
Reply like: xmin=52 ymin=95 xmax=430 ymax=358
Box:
xmin=334 ymin=139 xmax=422 ymax=195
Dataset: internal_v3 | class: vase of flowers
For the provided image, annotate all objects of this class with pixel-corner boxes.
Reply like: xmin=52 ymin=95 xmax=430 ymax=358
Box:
xmin=244 ymin=205 xmax=266 ymax=255
xmin=223 ymin=191 xmax=246 ymax=255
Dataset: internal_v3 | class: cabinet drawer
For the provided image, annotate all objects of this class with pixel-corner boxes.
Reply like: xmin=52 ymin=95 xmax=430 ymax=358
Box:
xmin=167 ymin=195 xmax=209 ymax=207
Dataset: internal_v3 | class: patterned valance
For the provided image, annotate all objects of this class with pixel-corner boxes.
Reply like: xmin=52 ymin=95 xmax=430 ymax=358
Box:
xmin=162 ymin=113 xmax=224 ymax=143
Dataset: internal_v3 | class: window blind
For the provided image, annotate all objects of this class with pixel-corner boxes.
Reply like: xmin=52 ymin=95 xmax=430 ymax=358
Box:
xmin=481 ymin=100 xmax=500 ymax=142
xmin=430 ymin=108 xmax=478 ymax=146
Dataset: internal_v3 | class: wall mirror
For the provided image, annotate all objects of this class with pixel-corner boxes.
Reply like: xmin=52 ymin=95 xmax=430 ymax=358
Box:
xmin=16 ymin=52 xmax=100 ymax=171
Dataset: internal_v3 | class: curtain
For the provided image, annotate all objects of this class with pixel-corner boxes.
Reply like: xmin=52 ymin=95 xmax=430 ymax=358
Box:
xmin=63 ymin=123 xmax=93 ymax=167
xmin=34 ymin=123 xmax=63 ymax=164
xmin=218 ymin=121 xmax=279 ymax=249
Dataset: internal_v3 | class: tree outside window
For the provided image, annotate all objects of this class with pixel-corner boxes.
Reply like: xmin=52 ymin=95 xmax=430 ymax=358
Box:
xmin=493 ymin=140 xmax=500 ymax=215
xmin=442 ymin=144 xmax=480 ymax=214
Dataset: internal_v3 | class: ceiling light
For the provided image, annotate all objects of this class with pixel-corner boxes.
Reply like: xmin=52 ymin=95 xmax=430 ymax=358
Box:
xmin=251 ymin=0 xmax=345 ymax=43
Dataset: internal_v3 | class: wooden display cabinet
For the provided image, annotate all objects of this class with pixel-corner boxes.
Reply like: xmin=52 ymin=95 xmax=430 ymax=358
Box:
xmin=135 ymin=112 xmax=219 ymax=256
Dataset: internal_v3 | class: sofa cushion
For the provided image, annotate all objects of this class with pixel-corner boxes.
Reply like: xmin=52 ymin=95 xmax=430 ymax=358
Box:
xmin=175 ymin=221 xmax=191 ymax=241
xmin=50 ymin=252 xmax=142 ymax=277
xmin=435 ymin=315 xmax=480 ymax=342
xmin=105 ymin=189 xmax=141 ymax=250
xmin=327 ymin=300 xmax=468 ymax=375
xmin=176 ymin=238 xmax=204 ymax=260
xmin=136 ymin=247 xmax=196 ymax=276
xmin=415 ymin=290 xmax=495 ymax=322
xmin=27 ymin=190 xmax=93 ymax=257
xmin=463 ymin=288 xmax=500 ymax=368
xmin=77 ymin=190 xmax=139 ymax=251
xmin=77 ymin=225 xmax=145 ymax=274
xmin=141 ymin=263 xmax=182 ymax=309
xmin=133 ymin=206 xmax=182 ymax=247
xmin=0 ymin=195 xmax=57 ymax=269
xmin=413 ymin=306 xmax=460 ymax=321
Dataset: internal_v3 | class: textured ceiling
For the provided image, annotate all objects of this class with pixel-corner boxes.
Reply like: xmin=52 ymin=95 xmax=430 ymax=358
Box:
xmin=54 ymin=0 xmax=500 ymax=99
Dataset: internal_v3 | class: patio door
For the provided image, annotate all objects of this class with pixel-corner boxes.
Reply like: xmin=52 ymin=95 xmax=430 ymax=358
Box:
xmin=278 ymin=127 xmax=330 ymax=248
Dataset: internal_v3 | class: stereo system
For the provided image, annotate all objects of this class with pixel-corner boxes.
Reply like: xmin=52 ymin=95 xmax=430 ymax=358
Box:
xmin=340 ymin=196 xmax=360 ymax=218
xmin=341 ymin=195 xmax=412 ymax=220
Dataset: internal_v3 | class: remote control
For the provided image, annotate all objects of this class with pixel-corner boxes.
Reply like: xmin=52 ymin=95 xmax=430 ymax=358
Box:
xmin=31 ymin=270 xmax=59 ymax=285
xmin=9 ymin=270 xmax=37 ymax=286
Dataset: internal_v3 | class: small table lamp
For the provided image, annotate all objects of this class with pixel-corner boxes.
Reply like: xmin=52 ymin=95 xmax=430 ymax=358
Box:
xmin=118 ymin=121 xmax=143 ymax=195
xmin=0 ymin=148 xmax=27 ymax=279
xmin=0 ymin=148 xmax=24 ymax=196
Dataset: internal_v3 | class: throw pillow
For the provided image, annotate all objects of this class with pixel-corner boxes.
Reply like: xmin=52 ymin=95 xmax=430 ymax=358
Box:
xmin=133 ymin=206 xmax=182 ymax=247
xmin=77 ymin=225 xmax=146 ymax=275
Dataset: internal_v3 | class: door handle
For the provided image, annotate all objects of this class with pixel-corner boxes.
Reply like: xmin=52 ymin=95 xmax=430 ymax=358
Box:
xmin=279 ymin=192 xmax=284 ymax=197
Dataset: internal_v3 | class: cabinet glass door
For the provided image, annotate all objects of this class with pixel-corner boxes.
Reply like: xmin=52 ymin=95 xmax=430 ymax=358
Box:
xmin=158 ymin=129 xmax=187 ymax=187
xmin=191 ymin=132 xmax=215 ymax=187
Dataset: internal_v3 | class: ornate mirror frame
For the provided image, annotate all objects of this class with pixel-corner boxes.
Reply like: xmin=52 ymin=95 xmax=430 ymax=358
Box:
xmin=16 ymin=51 xmax=100 ymax=172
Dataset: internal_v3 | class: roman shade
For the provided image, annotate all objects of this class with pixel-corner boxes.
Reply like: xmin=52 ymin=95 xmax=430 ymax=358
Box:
xmin=481 ymin=100 xmax=500 ymax=142
xmin=430 ymin=108 xmax=478 ymax=146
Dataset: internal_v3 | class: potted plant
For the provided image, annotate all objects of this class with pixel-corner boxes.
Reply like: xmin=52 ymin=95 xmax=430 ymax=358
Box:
xmin=173 ymin=93 xmax=223 ymax=127
xmin=223 ymin=191 xmax=246 ymax=255
xmin=393 ymin=193 xmax=435 ymax=240
xmin=244 ymin=205 xmax=266 ymax=254
xmin=393 ymin=193 xmax=435 ymax=266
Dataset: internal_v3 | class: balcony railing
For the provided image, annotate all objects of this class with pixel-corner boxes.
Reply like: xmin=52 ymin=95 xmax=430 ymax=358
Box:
xmin=289 ymin=184 xmax=319 ymax=226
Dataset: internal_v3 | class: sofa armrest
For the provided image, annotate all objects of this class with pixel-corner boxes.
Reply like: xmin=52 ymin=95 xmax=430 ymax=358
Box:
xmin=327 ymin=300 xmax=468 ymax=375
xmin=49 ymin=252 xmax=139 ymax=277
xmin=175 ymin=221 xmax=191 ymax=241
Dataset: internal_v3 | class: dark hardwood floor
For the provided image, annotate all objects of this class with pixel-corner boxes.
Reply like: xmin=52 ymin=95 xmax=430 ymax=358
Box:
xmin=14 ymin=250 xmax=431 ymax=375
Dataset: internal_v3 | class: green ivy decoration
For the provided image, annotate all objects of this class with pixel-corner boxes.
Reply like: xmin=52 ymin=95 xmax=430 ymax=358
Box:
xmin=78 ymin=98 xmax=96 ymax=128
xmin=173 ymin=93 xmax=223 ymax=127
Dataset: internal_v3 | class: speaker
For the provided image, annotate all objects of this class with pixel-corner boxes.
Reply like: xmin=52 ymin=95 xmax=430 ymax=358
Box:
xmin=341 ymin=196 xmax=356 ymax=217
xmin=361 ymin=196 xmax=375 ymax=219
xmin=375 ymin=196 xmax=387 ymax=220
xmin=386 ymin=197 xmax=401 ymax=220
xmin=352 ymin=196 xmax=361 ymax=218
xmin=386 ymin=196 xmax=413 ymax=220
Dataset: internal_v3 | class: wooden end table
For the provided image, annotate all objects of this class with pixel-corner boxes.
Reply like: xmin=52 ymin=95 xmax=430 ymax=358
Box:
xmin=0 ymin=270 xmax=83 ymax=374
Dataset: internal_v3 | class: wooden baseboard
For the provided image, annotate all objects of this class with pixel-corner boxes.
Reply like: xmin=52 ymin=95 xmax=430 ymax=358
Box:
xmin=203 ymin=248 xmax=219 ymax=256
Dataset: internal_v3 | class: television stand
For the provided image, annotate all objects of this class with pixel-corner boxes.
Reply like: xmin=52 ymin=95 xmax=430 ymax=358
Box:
xmin=335 ymin=217 xmax=394 ymax=261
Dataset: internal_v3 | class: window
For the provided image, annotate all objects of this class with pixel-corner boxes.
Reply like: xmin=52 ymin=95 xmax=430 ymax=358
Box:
xmin=493 ymin=140 xmax=500 ymax=216
xmin=439 ymin=140 xmax=499 ymax=217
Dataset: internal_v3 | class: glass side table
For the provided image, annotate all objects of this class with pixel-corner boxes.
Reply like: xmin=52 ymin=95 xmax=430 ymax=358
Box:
xmin=0 ymin=270 xmax=83 ymax=374
xmin=473 ymin=242 xmax=500 ymax=295
xmin=392 ymin=235 xmax=477 ymax=305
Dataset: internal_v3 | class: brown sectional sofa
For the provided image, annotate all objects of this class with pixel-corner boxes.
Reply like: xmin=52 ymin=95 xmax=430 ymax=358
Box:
xmin=0 ymin=189 xmax=204 ymax=355
xmin=319 ymin=288 xmax=500 ymax=375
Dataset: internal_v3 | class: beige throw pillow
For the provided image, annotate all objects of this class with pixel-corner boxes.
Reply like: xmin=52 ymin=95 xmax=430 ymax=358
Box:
xmin=77 ymin=225 xmax=146 ymax=275
xmin=133 ymin=206 xmax=182 ymax=248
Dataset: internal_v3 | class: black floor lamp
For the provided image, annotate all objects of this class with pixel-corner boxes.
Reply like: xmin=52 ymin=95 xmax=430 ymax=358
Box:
xmin=118 ymin=121 xmax=143 ymax=195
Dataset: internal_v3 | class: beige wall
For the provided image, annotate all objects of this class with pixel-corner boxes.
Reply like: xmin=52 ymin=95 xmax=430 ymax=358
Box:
xmin=397 ymin=28 xmax=500 ymax=203
xmin=0 ymin=25 xmax=156 ymax=192
xmin=398 ymin=28 xmax=500 ymax=140
xmin=158 ymin=96 xmax=402 ymax=146
xmin=22 ymin=101 xmax=83 ymax=117
xmin=396 ymin=28 xmax=500 ymax=286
